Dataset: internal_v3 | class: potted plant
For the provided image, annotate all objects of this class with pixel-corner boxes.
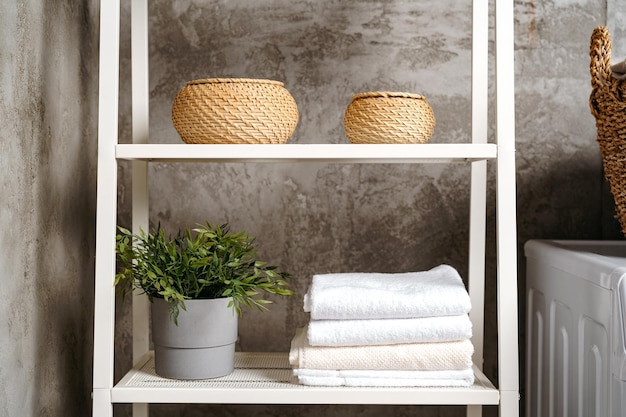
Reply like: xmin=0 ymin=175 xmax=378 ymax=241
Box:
xmin=114 ymin=221 xmax=293 ymax=380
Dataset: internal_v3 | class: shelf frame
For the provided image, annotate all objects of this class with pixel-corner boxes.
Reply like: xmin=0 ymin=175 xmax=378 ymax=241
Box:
xmin=92 ymin=0 xmax=519 ymax=416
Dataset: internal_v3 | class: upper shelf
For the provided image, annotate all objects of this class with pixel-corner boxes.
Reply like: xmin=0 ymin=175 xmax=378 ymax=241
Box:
xmin=115 ymin=143 xmax=497 ymax=164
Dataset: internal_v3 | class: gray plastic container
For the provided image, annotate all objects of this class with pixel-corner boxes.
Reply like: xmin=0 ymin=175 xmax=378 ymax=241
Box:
xmin=151 ymin=297 xmax=238 ymax=380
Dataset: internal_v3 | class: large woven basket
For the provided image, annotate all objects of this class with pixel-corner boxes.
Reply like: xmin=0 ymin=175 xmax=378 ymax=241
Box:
xmin=590 ymin=27 xmax=626 ymax=235
xmin=171 ymin=78 xmax=299 ymax=144
xmin=343 ymin=91 xmax=436 ymax=144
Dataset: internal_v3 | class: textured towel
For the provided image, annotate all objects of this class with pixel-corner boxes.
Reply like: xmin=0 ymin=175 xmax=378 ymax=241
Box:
xmin=307 ymin=314 xmax=472 ymax=346
xmin=303 ymin=265 xmax=471 ymax=320
xmin=289 ymin=327 xmax=474 ymax=371
xmin=293 ymin=367 xmax=475 ymax=387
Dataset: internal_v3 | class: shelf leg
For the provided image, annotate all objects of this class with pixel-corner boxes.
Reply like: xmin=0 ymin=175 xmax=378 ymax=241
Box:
xmin=468 ymin=0 xmax=489 ymax=374
xmin=130 ymin=0 xmax=151 ymax=405
xmin=499 ymin=390 xmax=520 ymax=417
xmin=494 ymin=0 xmax=520 ymax=411
xmin=466 ymin=405 xmax=482 ymax=417
xmin=468 ymin=160 xmax=486 ymax=368
xmin=92 ymin=389 xmax=113 ymax=417
xmin=92 ymin=0 xmax=120 ymax=415
xmin=133 ymin=403 xmax=148 ymax=417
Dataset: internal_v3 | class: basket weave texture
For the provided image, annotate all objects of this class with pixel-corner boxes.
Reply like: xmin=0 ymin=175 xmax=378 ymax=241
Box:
xmin=590 ymin=27 xmax=626 ymax=235
xmin=172 ymin=78 xmax=299 ymax=144
xmin=343 ymin=92 xmax=436 ymax=144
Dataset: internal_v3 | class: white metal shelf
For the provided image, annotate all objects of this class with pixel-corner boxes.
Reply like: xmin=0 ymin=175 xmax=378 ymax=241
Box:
xmin=112 ymin=352 xmax=499 ymax=405
xmin=115 ymin=143 xmax=497 ymax=163
xmin=93 ymin=0 xmax=520 ymax=415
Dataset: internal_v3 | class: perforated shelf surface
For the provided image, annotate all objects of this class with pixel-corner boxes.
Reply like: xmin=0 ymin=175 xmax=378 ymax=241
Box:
xmin=122 ymin=352 xmax=296 ymax=389
xmin=111 ymin=352 xmax=499 ymax=405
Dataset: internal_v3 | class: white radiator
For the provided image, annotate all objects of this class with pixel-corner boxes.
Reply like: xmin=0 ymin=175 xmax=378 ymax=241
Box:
xmin=525 ymin=240 xmax=626 ymax=417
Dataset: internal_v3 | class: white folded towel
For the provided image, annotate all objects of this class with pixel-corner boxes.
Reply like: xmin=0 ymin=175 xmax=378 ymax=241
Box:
xmin=307 ymin=314 xmax=472 ymax=346
xmin=303 ymin=265 xmax=471 ymax=320
xmin=293 ymin=367 xmax=475 ymax=387
xmin=289 ymin=327 xmax=474 ymax=371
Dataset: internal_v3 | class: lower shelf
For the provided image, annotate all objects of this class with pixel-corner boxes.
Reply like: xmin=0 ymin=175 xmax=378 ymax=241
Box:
xmin=112 ymin=352 xmax=499 ymax=405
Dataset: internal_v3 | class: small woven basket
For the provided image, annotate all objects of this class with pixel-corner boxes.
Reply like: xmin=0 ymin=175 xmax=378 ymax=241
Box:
xmin=343 ymin=91 xmax=436 ymax=144
xmin=171 ymin=78 xmax=299 ymax=144
xmin=590 ymin=27 xmax=626 ymax=235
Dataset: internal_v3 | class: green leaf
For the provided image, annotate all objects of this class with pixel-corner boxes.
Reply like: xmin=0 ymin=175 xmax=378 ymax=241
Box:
xmin=113 ymin=220 xmax=294 ymax=322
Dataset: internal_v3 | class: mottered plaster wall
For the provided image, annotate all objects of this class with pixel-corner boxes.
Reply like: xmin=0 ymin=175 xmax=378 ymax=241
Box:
xmin=0 ymin=1 xmax=623 ymax=417
xmin=0 ymin=1 xmax=99 ymax=417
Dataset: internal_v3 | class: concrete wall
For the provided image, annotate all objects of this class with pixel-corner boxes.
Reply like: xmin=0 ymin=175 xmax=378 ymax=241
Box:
xmin=0 ymin=1 xmax=98 ymax=416
xmin=0 ymin=0 xmax=623 ymax=417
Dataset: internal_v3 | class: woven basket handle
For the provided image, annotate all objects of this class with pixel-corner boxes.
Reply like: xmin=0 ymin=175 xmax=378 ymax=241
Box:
xmin=590 ymin=26 xmax=613 ymax=118
xmin=590 ymin=26 xmax=612 ymax=92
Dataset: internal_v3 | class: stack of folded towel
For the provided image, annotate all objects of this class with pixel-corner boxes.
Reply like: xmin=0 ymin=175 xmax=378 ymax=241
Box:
xmin=289 ymin=264 xmax=475 ymax=387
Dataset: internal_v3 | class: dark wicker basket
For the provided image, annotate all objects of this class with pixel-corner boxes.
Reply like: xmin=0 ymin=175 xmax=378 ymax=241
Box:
xmin=590 ymin=27 xmax=626 ymax=235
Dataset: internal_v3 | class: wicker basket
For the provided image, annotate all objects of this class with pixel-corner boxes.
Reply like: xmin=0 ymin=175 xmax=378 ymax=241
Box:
xmin=590 ymin=27 xmax=626 ymax=235
xmin=343 ymin=91 xmax=436 ymax=144
xmin=171 ymin=78 xmax=299 ymax=144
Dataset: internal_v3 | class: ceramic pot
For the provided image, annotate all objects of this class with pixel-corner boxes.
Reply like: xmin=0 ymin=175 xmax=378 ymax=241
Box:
xmin=151 ymin=297 xmax=238 ymax=379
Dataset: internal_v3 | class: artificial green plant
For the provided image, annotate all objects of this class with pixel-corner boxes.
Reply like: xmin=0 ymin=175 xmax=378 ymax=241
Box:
xmin=114 ymin=221 xmax=293 ymax=324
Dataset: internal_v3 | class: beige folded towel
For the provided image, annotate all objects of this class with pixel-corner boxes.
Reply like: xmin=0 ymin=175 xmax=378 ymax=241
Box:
xmin=293 ymin=367 xmax=475 ymax=387
xmin=289 ymin=327 xmax=474 ymax=371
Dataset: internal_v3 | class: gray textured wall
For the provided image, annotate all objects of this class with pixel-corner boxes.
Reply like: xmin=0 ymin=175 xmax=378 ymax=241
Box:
xmin=0 ymin=1 xmax=99 ymax=417
xmin=0 ymin=0 xmax=623 ymax=417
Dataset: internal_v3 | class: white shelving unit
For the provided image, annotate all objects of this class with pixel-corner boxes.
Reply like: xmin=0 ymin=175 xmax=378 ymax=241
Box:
xmin=92 ymin=1 xmax=519 ymax=416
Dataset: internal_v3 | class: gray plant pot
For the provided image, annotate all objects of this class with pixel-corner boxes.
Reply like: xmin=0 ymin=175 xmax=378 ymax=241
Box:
xmin=151 ymin=297 xmax=238 ymax=380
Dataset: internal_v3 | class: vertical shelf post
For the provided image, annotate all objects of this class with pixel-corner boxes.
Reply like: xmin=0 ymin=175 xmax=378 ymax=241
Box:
xmin=92 ymin=1 xmax=121 ymax=416
xmin=467 ymin=0 xmax=489 ymax=416
xmin=495 ymin=0 xmax=520 ymax=415
xmin=468 ymin=0 xmax=489 ymax=368
xmin=131 ymin=0 xmax=150 ymax=367
xmin=131 ymin=0 xmax=150 ymax=416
